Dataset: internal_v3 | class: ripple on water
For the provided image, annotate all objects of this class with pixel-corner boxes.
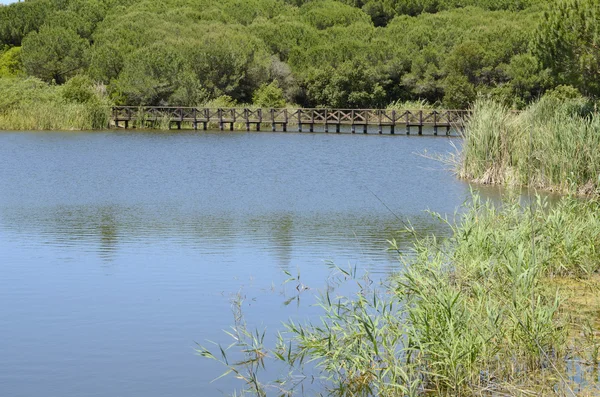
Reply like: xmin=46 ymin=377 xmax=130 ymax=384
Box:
xmin=0 ymin=131 xmax=481 ymax=396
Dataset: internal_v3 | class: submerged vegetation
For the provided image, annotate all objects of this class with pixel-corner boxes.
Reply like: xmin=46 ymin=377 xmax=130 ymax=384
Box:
xmin=460 ymin=96 xmax=600 ymax=196
xmin=0 ymin=0 xmax=598 ymax=130
xmin=200 ymin=194 xmax=600 ymax=395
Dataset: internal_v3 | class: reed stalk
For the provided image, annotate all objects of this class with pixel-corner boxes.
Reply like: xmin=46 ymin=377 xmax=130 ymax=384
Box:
xmin=199 ymin=194 xmax=600 ymax=396
xmin=460 ymin=98 xmax=600 ymax=195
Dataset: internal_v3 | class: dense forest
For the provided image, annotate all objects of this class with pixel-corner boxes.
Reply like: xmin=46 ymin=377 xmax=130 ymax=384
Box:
xmin=0 ymin=0 xmax=598 ymax=110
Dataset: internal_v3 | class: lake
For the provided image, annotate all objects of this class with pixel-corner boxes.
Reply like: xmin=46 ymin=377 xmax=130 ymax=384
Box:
xmin=0 ymin=130 xmax=489 ymax=396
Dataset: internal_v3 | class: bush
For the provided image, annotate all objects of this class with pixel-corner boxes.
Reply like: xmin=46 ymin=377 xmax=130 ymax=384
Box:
xmin=0 ymin=46 xmax=23 ymax=77
xmin=252 ymin=81 xmax=286 ymax=108
xmin=61 ymin=75 xmax=97 ymax=103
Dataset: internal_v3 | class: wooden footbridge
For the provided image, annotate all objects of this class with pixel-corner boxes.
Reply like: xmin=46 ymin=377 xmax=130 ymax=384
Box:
xmin=111 ymin=107 xmax=469 ymax=135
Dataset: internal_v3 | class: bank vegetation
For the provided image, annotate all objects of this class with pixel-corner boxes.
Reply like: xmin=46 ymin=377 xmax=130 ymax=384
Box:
xmin=0 ymin=0 xmax=599 ymax=130
xmin=460 ymin=95 xmax=600 ymax=196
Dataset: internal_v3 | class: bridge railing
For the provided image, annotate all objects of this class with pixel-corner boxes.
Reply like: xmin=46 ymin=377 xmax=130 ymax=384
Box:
xmin=111 ymin=106 xmax=471 ymax=133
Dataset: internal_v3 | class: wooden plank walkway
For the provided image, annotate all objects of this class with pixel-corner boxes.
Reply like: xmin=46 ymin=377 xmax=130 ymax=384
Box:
xmin=111 ymin=107 xmax=469 ymax=135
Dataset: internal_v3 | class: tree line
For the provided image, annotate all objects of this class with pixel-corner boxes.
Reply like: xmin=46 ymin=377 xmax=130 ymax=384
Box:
xmin=0 ymin=0 xmax=598 ymax=109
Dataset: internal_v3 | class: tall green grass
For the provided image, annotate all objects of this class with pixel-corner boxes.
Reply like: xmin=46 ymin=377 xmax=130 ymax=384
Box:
xmin=460 ymin=98 xmax=600 ymax=195
xmin=200 ymin=194 xmax=600 ymax=396
xmin=0 ymin=76 xmax=111 ymax=131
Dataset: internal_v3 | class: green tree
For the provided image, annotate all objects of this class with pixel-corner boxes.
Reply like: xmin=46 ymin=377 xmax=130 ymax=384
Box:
xmin=110 ymin=42 xmax=193 ymax=105
xmin=0 ymin=0 xmax=53 ymax=46
xmin=304 ymin=60 xmax=386 ymax=107
xmin=533 ymin=0 xmax=600 ymax=97
xmin=253 ymin=81 xmax=286 ymax=107
xmin=443 ymin=73 xmax=476 ymax=109
xmin=505 ymin=53 xmax=549 ymax=103
xmin=0 ymin=46 xmax=24 ymax=77
xmin=300 ymin=0 xmax=372 ymax=30
xmin=21 ymin=25 xmax=89 ymax=84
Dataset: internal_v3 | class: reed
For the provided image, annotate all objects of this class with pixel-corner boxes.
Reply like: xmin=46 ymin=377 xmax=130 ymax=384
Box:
xmin=387 ymin=99 xmax=437 ymax=111
xmin=0 ymin=102 xmax=110 ymax=130
xmin=460 ymin=98 xmax=600 ymax=195
xmin=199 ymin=194 xmax=600 ymax=395
xmin=0 ymin=77 xmax=111 ymax=131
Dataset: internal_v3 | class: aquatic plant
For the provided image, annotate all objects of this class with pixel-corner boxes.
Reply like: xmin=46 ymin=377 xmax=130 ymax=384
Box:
xmin=199 ymin=194 xmax=600 ymax=396
xmin=460 ymin=97 xmax=600 ymax=195
xmin=0 ymin=76 xmax=110 ymax=130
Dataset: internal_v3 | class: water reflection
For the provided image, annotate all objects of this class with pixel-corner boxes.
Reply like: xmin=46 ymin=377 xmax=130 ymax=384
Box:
xmin=0 ymin=131 xmax=476 ymax=397
xmin=0 ymin=204 xmax=452 ymax=273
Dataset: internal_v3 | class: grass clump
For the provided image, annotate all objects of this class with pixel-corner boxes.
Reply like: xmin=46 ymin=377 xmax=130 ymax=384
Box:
xmin=200 ymin=194 xmax=600 ymax=396
xmin=0 ymin=76 xmax=111 ymax=130
xmin=459 ymin=97 xmax=600 ymax=195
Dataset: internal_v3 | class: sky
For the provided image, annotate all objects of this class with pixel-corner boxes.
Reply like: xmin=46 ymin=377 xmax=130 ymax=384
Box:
xmin=1 ymin=0 xmax=18 ymax=4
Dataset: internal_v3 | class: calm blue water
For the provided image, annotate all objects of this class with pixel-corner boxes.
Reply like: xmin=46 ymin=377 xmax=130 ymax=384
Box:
xmin=0 ymin=130 xmax=478 ymax=396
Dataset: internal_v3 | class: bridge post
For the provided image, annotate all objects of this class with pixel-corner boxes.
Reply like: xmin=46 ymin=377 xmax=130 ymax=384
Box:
xmin=336 ymin=124 xmax=340 ymax=133
xmin=283 ymin=109 xmax=288 ymax=132
xmin=271 ymin=109 xmax=276 ymax=132
xmin=125 ymin=107 xmax=131 ymax=129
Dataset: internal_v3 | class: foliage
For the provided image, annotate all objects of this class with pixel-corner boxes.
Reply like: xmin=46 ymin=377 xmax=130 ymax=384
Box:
xmin=300 ymin=0 xmax=371 ymax=30
xmin=21 ymin=25 xmax=89 ymax=84
xmin=0 ymin=0 xmax=596 ymax=121
xmin=252 ymin=81 xmax=286 ymax=108
xmin=61 ymin=74 xmax=99 ymax=103
xmin=0 ymin=0 xmax=53 ymax=47
xmin=303 ymin=60 xmax=386 ymax=108
xmin=0 ymin=46 xmax=24 ymax=77
xmin=533 ymin=0 xmax=600 ymax=98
